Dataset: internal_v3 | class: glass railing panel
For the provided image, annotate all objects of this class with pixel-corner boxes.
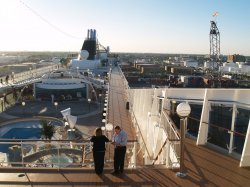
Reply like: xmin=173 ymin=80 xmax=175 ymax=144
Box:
xmin=0 ymin=140 xmax=138 ymax=169
xmin=233 ymin=108 xmax=249 ymax=154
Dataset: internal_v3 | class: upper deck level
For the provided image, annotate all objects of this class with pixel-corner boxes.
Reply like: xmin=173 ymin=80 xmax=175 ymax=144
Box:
xmin=0 ymin=66 xmax=250 ymax=186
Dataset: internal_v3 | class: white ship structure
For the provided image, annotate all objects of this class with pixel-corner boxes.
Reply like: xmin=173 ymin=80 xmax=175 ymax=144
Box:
xmin=34 ymin=29 xmax=109 ymax=101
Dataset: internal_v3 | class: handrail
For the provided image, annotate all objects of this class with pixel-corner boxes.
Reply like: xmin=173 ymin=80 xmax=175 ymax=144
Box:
xmin=152 ymin=111 xmax=181 ymax=165
xmin=0 ymin=139 xmax=138 ymax=143
xmin=118 ymin=65 xmax=181 ymax=167
xmin=0 ymin=64 xmax=59 ymax=88
xmin=130 ymin=111 xmax=153 ymax=160
xmin=197 ymin=120 xmax=246 ymax=137
xmin=120 ymin=66 xmax=179 ymax=163
xmin=188 ymin=116 xmax=246 ymax=137
xmin=0 ymin=140 xmax=138 ymax=169
xmin=119 ymin=65 xmax=156 ymax=160
xmin=162 ymin=110 xmax=180 ymax=138
xmin=152 ymin=138 xmax=167 ymax=165
xmin=167 ymin=97 xmax=250 ymax=107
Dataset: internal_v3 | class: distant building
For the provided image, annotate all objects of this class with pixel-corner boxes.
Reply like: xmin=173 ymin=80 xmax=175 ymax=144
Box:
xmin=133 ymin=59 xmax=150 ymax=68
xmin=204 ymin=61 xmax=219 ymax=69
xmin=139 ymin=65 xmax=161 ymax=73
xmin=227 ymin=54 xmax=246 ymax=63
xmin=220 ymin=62 xmax=250 ymax=74
xmin=183 ymin=59 xmax=199 ymax=68
xmin=170 ymin=66 xmax=194 ymax=75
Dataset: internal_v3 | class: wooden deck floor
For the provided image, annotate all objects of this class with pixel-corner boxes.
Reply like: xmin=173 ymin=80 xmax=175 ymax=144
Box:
xmin=107 ymin=67 xmax=136 ymax=140
xmin=1 ymin=66 xmax=250 ymax=186
xmin=1 ymin=138 xmax=250 ymax=186
xmin=106 ymin=67 xmax=141 ymax=166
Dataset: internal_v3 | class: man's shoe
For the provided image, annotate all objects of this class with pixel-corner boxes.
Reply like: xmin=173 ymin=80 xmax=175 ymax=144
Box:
xmin=111 ymin=171 xmax=120 ymax=175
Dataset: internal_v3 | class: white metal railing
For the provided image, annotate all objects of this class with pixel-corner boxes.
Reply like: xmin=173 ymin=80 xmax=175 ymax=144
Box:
xmin=119 ymin=68 xmax=180 ymax=168
xmin=0 ymin=140 xmax=137 ymax=169
xmin=0 ymin=64 xmax=60 ymax=88
xmin=161 ymin=111 xmax=180 ymax=168
xmin=130 ymin=108 xmax=181 ymax=168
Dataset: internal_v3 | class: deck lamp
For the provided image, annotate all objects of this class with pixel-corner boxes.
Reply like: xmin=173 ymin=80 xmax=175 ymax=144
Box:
xmin=101 ymin=126 xmax=105 ymax=133
xmin=99 ymin=94 xmax=102 ymax=100
xmin=176 ymin=102 xmax=191 ymax=178
xmin=106 ymin=123 xmax=113 ymax=132
xmin=88 ymin=98 xmax=91 ymax=112
xmin=21 ymin=101 xmax=26 ymax=114
xmin=54 ymin=102 xmax=58 ymax=110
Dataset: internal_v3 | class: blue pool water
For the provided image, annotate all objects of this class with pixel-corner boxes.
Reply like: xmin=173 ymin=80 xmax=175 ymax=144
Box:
xmin=0 ymin=119 xmax=62 ymax=153
xmin=0 ymin=128 xmax=42 ymax=153
xmin=1 ymin=128 xmax=41 ymax=139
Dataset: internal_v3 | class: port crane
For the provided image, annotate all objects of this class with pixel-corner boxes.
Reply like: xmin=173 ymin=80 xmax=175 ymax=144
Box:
xmin=210 ymin=12 xmax=220 ymax=70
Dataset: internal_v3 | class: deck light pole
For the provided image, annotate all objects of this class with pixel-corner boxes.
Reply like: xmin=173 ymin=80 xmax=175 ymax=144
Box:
xmin=176 ymin=102 xmax=191 ymax=178
xmin=99 ymin=93 xmax=102 ymax=111
xmin=88 ymin=98 xmax=91 ymax=112
xmin=22 ymin=101 xmax=26 ymax=114
xmin=54 ymin=102 xmax=58 ymax=115
xmin=99 ymin=93 xmax=102 ymax=101
xmin=76 ymin=66 xmax=79 ymax=76
xmin=54 ymin=102 xmax=58 ymax=109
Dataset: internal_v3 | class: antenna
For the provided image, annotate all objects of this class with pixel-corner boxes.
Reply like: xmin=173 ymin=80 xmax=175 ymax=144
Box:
xmin=212 ymin=11 xmax=219 ymax=22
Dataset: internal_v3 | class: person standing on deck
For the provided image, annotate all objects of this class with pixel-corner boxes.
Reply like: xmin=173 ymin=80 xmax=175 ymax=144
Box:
xmin=90 ymin=127 xmax=109 ymax=175
xmin=111 ymin=125 xmax=128 ymax=174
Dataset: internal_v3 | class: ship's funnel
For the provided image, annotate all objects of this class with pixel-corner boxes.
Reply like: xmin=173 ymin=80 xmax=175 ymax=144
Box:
xmin=90 ymin=29 xmax=93 ymax=39
xmin=87 ymin=29 xmax=90 ymax=39
xmin=81 ymin=29 xmax=97 ymax=60
xmin=93 ymin=29 xmax=96 ymax=40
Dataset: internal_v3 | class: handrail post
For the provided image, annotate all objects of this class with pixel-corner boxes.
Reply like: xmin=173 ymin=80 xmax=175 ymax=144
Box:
xmin=21 ymin=141 xmax=24 ymax=168
xmin=176 ymin=118 xmax=186 ymax=177
xmin=57 ymin=146 xmax=60 ymax=169
xmin=133 ymin=141 xmax=137 ymax=168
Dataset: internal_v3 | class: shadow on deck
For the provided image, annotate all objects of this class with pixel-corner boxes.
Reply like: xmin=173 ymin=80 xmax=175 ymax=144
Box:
xmin=1 ymin=138 xmax=250 ymax=186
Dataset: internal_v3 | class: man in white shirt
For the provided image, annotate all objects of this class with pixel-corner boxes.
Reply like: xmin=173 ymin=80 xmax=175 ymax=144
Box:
xmin=111 ymin=125 xmax=128 ymax=174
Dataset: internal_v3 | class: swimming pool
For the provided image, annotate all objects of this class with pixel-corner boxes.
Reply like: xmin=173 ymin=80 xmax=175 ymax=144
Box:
xmin=45 ymin=155 xmax=73 ymax=167
xmin=0 ymin=119 xmax=63 ymax=153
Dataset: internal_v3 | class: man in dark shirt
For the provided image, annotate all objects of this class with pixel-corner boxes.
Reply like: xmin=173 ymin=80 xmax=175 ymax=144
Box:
xmin=90 ymin=128 xmax=109 ymax=174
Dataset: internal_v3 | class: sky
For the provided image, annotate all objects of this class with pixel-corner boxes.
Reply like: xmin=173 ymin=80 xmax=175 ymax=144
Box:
xmin=0 ymin=0 xmax=249 ymax=55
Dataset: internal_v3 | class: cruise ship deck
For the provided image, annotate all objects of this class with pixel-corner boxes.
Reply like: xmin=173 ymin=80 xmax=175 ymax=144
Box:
xmin=0 ymin=67 xmax=250 ymax=186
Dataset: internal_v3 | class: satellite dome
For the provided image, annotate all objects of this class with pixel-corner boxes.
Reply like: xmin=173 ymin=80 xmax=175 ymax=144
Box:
xmin=80 ymin=50 xmax=89 ymax=60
